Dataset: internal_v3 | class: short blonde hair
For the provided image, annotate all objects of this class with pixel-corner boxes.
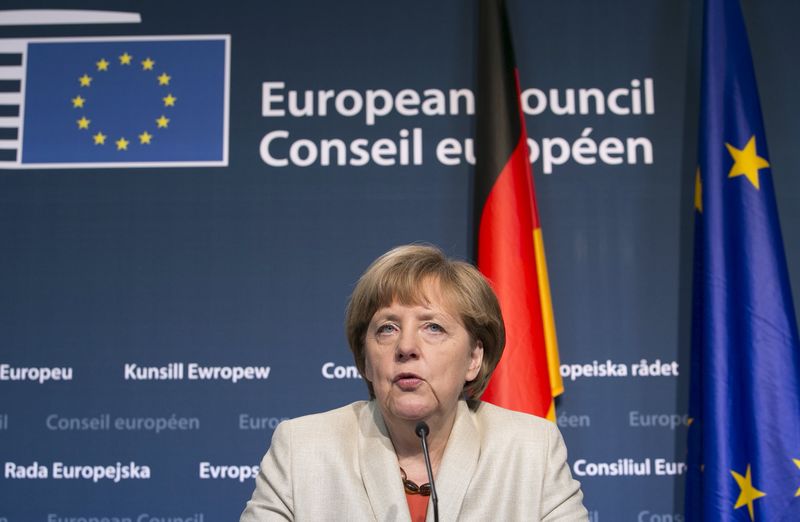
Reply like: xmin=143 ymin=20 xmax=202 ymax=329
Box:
xmin=345 ymin=244 xmax=505 ymax=409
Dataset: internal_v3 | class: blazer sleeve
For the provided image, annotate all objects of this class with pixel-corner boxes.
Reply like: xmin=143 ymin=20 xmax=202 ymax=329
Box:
xmin=540 ymin=422 xmax=589 ymax=521
xmin=240 ymin=422 xmax=295 ymax=522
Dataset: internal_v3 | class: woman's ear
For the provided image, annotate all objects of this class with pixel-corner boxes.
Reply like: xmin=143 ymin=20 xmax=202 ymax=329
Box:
xmin=466 ymin=340 xmax=484 ymax=381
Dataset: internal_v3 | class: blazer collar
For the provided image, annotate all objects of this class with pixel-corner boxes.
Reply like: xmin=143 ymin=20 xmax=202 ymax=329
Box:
xmin=428 ymin=401 xmax=480 ymax=522
xmin=358 ymin=401 xmax=409 ymax=521
xmin=357 ymin=401 xmax=481 ymax=522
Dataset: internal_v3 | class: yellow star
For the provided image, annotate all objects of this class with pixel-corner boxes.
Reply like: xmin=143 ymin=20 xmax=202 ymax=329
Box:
xmin=141 ymin=57 xmax=155 ymax=70
xmin=156 ymin=115 xmax=170 ymax=128
xmin=93 ymin=132 xmax=106 ymax=145
xmin=726 ymin=136 xmax=769 ymax=190
xmin=139 ymin=131 xmax=153 ymax=144
xmin=695 ymin=168 xmax=702 ymax=212
xmin=116 ymin=137 xmax=129 ymax=151
xmin=96 ymin=58 xmax=109 ymax=71
xmin=79 ymin=74 xmax=92 ymax=87
xmin=163 ymin=93 xmax=177 ymax=107
xmin=157 ymin=72 xmax=171 ymax=86
xmin=731 ymin=465 xmax=766 ymax=521
xmin=71 ymin=95 xmax=85 ymax=108
xmin=76 ymin=116 xmax=90 ymax=130
xmin=119 ymin=52 xmax=132 ymax=65
xmin=793 ymin=458 xmax=800 ymax=497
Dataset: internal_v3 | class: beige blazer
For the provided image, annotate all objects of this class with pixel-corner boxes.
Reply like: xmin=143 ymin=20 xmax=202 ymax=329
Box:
xmin=241 ymin=400 xmax=588 ymax=521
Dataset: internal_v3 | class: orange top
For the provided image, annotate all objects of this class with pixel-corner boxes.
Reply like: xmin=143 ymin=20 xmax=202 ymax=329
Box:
xmin=405 ymin=492 xmax=429 ymax=522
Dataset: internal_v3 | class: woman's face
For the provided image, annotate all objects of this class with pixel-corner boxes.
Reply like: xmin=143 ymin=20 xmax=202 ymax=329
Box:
xmin=363 ymin=279 xmax=483 ymax=426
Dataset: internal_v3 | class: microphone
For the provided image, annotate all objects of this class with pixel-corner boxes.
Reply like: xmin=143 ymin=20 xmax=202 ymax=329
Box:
xmin=415 ymin=421 xmax=439 ymax=522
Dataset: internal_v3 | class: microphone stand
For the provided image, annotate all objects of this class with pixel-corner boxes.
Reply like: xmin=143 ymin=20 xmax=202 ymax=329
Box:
xmin=415 ymin=421 xmax=439 ymax=522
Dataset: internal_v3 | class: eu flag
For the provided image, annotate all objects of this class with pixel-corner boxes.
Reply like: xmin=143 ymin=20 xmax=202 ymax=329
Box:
xmin=686 ymin=0 xmax=800 ymax=520
xmin=0 ymin=35 xmax=228 ymax=168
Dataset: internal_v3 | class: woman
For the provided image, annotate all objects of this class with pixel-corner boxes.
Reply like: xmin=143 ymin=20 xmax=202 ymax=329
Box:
xmin=241 ymin=245 xmax=588 ymax=521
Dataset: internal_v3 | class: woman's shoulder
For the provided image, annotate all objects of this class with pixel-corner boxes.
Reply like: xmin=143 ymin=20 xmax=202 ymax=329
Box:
xmin=275 ymin=400 xmax=370 ymax=439
xmin=471 ymin=401 xmax=558 ymax=439
xmin=281 ymin=400 xmax=369 ymax=426
xmin=464 ymin=402 xmax=566 ymax=470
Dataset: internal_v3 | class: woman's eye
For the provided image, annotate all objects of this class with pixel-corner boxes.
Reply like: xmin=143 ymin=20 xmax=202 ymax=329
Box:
xmin=376 ymin=324 xmax=397 ymax=335
xmin=426 ymin=323 xmax=444 ymax=333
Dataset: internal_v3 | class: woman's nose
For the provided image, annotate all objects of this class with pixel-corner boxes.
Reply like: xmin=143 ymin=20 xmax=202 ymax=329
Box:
xmin=395 ymin=329 xmax=420 ymax=360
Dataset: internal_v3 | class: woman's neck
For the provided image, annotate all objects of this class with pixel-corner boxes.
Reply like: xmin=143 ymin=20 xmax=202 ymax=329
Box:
xmin=384 ymin=407 xmax=458 ymax=483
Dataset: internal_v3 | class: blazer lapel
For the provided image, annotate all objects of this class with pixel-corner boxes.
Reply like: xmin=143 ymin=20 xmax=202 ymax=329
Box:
xmin=358 ymin=401 xmax=411 ymax=521
xmin=427 ymin=401 xmax=480 ymax=522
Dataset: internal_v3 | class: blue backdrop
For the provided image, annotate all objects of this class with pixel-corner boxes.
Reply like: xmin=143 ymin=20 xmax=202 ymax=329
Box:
xmin=1 ymin=1 xmax=799 ymax=520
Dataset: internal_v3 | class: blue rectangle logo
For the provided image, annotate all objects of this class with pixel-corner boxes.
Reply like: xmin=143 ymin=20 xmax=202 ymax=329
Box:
xmin=0 ymin=35 xmax=229 ymax=169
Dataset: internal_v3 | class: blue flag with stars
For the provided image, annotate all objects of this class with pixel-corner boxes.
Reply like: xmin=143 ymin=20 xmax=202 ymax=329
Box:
xmin=685 ymin=0 xmax=800 ymax=520
xmin=3 ymin=35 xmax=228 ymax=168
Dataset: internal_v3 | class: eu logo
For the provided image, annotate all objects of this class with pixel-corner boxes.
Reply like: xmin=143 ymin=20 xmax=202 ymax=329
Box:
xmin=0 ymin=35 xmax=229 ymax=168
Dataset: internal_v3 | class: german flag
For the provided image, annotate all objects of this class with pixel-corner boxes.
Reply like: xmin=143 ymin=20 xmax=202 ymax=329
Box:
xmin=475 ymin=0 xmax=563 ymax=420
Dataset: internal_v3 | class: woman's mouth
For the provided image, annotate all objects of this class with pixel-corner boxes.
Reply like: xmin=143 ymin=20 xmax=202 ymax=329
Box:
xmin=394 ymin=373 xmax=423 ymax=390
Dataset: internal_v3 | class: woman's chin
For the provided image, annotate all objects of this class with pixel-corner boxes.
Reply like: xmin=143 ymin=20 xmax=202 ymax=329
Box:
xmin=384 ymin=397 xmax=434 ymax=423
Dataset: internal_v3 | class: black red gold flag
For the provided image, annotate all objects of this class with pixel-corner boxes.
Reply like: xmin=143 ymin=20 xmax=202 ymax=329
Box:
xmin=474 ymin=0 xmax=563 ymax=419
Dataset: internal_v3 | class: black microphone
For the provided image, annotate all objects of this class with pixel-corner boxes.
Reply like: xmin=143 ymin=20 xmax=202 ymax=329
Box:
xmin=415 ymin=421 xmax=439 ymax=522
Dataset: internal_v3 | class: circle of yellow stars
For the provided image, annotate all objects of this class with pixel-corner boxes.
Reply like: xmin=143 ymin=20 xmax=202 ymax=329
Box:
xmin=691 ymin=136 xmax=793 ymax=521
xmin=70 ymin=51 xmax=177 ymax=151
